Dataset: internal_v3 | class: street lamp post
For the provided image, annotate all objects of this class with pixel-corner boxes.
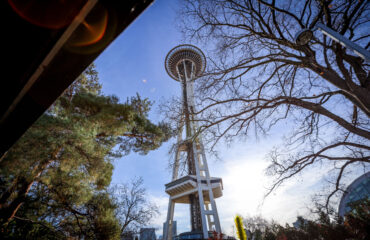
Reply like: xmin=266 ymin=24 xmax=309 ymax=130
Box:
xmin=295 ymin=23 xmax=370 ymax=62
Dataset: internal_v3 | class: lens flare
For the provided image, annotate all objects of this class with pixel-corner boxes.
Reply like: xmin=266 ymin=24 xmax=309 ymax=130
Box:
xmin=65 ymin=4 xmax=117 ymax=54
xmin=8 ymin=0 xmax=86 ymax=29
xmin=70 ymin=7 xmax=108 ymax=47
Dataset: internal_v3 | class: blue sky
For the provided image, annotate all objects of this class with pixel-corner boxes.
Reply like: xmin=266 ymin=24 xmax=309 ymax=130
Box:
xmin=95 ymin=0 xmax=183 ymax=103
xmin=93 ymin=0 xmax=364 ymax=237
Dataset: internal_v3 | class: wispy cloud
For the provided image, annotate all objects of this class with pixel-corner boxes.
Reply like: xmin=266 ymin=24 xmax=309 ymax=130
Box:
xmin=148 ymin=194 xmax=167 ymax=227
xmin=209 ymin=141 xmax=326 ymax=235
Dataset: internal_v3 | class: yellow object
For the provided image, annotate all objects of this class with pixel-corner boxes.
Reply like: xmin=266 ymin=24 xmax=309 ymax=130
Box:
xmin=234 ymin=215 xmax=247 ymax=240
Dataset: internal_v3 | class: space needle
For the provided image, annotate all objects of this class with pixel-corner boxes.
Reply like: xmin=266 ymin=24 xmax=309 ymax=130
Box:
xmin=163 ymin=45 xmax=223 ymax=240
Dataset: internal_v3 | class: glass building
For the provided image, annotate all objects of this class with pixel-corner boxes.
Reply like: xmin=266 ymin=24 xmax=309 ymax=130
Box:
xmin=163 ymin=221 xmax=177 ymax=240
xmin=140 ymin=228 xmax=156 ymax=240
xmin=338 ymin=172 xmax=370 ymax=217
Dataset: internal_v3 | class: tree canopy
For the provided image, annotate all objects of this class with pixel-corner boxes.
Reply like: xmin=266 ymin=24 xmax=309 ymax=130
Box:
xmin=0 ymin=64 xmax=171 ymax=239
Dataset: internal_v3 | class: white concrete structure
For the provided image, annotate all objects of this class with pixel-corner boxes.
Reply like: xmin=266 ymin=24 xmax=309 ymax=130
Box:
xmin=163 ymin=45 xmax=223 ymax=240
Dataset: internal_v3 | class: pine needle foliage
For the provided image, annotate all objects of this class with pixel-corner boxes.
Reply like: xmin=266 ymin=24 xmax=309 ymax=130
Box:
xmin=0 ymin=64 xmax=172 ymax=239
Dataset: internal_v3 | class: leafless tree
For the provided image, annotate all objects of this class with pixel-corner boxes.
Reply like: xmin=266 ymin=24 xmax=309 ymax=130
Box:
xmin=113 ymin=177 xmax=159 ymax=235
xmin=243 ymin=215 xmax=272 ymax=233
xmin=171 ymin=0 xmax=370 ymax=207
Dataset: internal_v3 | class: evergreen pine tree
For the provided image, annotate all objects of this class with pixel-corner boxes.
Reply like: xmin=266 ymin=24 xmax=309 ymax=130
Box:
xmin=0 ymin=64 xmax=172 ymax=239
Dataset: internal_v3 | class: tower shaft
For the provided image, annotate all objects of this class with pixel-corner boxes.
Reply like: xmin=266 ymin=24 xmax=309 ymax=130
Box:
xmin=179 ymin=60 xmax=202 ymax=232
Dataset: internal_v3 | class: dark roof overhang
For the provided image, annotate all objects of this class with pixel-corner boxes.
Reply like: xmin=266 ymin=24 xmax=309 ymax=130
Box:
xmin=1 ymin=0 xmax=154 ymax=157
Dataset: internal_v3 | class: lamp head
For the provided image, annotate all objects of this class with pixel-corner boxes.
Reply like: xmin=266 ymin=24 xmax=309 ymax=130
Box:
xmin=294 ymin=28 xmax=313 ymax=45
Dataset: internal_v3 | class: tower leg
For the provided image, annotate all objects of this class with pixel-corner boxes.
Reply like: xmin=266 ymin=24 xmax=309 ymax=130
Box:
xmin=205 ymin=203 xmax=213 ymax=230
xmin=192 ymin=141 xmax=209 ymax=239
xmin=164 ymin=198 xmax=175 ymax=240
xmin=208 ymin=193 xmax=221 ymax=233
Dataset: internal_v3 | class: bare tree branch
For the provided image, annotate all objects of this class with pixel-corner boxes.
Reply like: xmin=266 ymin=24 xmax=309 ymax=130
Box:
xmin=171 ymin=0 xmax=370 ymax=206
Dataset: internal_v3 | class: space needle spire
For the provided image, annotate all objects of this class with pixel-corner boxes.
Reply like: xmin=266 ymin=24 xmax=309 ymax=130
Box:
xmin=163 ymin=45 xmax=223 ymax=240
